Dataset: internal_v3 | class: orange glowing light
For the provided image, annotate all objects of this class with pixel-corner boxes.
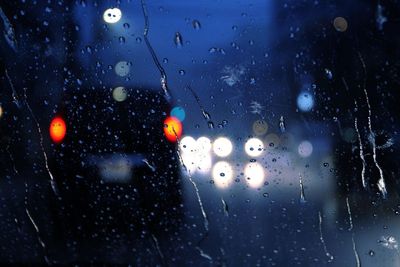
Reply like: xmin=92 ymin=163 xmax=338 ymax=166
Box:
xmin=163 ymin=116 xmax=182 ymax=142
xmin=50 ymin=117 xmax=66 ymax=143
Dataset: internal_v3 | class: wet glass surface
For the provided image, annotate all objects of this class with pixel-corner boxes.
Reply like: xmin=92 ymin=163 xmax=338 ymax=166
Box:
xmin=1 ymin=0 xmax=400 ymax=265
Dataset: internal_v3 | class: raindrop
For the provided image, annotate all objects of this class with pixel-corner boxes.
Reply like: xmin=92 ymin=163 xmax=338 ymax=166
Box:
xmin=192 ymin=19 xmax=201 ymax=30
xmin=368 ymin=250 xmax=375 ymax=257
xmin=174 ymin=32 xmax=183 ymax=47
xmin=123 ymin=23 xmax=130 ymax=29
xmin=179 ymin=69 xmax=185 ymax=76
xmin=136 ymin=37 xmax=142 ymax=43
xmin=325 ymin=68 xmax=333 ymax=80
xmin=86 ymin=45 xmax=92 ymax=54
xmin=118 ymin=36 xmax=125 ymax=43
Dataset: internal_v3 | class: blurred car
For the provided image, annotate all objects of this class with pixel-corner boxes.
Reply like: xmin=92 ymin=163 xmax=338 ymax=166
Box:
xmin=48 ymin=86 xmax=183 ymax=247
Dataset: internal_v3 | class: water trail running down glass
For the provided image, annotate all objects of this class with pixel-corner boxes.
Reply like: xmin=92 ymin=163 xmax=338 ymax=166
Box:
xmin=187 ymin=86 xmax=214 ymax=129
xmin=318 ymin=211 xmax=334 ymax=263
xmin=358 ymin=52 xmax=387 ymax=198
xmin=22 ymin=87 xmax=59 ymax=196
xmin=299 ymin=174 xmax=306 ymax=203
xmin=354 ymin=117 xmax=367 ymax=189
xmin=171 ymin=127 xmax=212 ymax=262
xmin=140 ymin=0 xmax=171 ymax=101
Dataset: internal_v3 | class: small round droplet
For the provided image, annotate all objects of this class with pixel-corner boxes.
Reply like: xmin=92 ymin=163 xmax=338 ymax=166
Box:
xmin=368 ymin=250 xmax=375 ymax=257
xmin=123 ymin=23 xmax=130 ymax=29
xmin=192 ymin=19 xmax=201 ymax=30
xmin=174 ymin=32 xmax=183 ymax=47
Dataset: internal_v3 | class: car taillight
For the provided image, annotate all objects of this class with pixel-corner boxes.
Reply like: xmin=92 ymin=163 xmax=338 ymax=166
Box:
xmin=50 ymin=117 xmax=66 ymax=143
xmin=163 ymin=116 xmax=182 ymax=142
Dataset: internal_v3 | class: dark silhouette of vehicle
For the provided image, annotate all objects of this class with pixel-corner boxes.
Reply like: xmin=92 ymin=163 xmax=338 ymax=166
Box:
xmin=48 ymin=86 xmax=183 ymax=247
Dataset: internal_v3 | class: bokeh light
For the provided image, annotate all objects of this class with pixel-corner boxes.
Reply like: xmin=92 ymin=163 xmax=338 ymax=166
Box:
xmin=114 ymin=61 xmax=130 ymax=77
xmin=163 ymin=116 xmax=182 ymax=142
xmin=170 ymin=106 xmax=186 ymax=122
xmin=103 ymin=8 xmax=122 ymax=24
xmin=298 ymin=140 xmax=313 ymax=158
xmin=49 ymin=117 xmax=66 ymax=143
xmin=0 ymin=105 xmax=3 ymax=119
xmin=264 ymin=133 xmax=280 ymax=148
xmin=179 ymin=136 xmax=197 ymax=154
xmin=244 ymin=162 xmax=265 ymax=188
xmin=213 ymin=137 xmax=233 ymax=157
xmin=252 ymin=120 xmax=268 ymax=136
xmin=181 ymin=152 xmax=197 ymax=174
xmin=196 ymin=153 xmax=212 ymax=173
xmin=212 ymin=161 xmax=233 ymax=189
xmin=112 ymin=86 xmax=127 ymax=102
xmin=244 ymin=138 xmax=264 ymax=157
xmin=333 ymin=17 xmax=348 ymax=32
xmin=297 ymin=92 xmax=314 ymax=112
xmin=197 ymin=136 xmax=212 ymax=153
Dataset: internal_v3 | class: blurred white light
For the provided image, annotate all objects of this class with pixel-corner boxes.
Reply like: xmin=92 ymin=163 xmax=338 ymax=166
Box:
xmin=112 ymin=86 xmax=127 ymax=102
xmin=181 ymin=153 xmax=197 ymax=174
xmin=212 ymin=161 xmax=233 ymax=189
xmin=115 ymin=61 xmax=130 ymax=77
xmin=103 ymin=8 xmax=122 ymax=24
xmin=298 ymin=140 xmax=313 ymax=158
xmin=244 ymin=162 xmax=265 ymax=188
xmin=244 ymin=138 xmax=264 ymax=157
xmin=213 ymin=137 xmax=233 ymax=157
xmin=297 ymin=92 xmax=314 ymax=112
xmin=196 ymin=153 xmax=212 ymax=173
xmin=180 ymin=136 xmax=197 ymax=154
xmin=197 ymin=136 xmax=212 ymax=153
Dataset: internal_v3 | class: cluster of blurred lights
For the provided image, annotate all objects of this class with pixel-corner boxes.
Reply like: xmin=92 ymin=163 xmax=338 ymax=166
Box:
xmin=179 ymin=136 xmax=268 ymax=189
xmin=180 ymin=135 xmax=315 ymax=189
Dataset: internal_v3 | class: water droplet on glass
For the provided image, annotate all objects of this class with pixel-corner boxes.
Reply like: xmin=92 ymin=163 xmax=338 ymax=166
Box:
xmin=192 ymin=19 xmax=201 ymax=30
xmin=368 ymin=250 xmax=375 ymax=256
xmin=118 ymin=36 xmax=125 ymax=43
xmin=86 ymin=45 xmax=92 ymax=54
xmin=325 ymin=68 xmax=333 ymax=80
xmin=123 ymin=23 xmax=130 ymax=29
xmin=174 ymin=32 xmax=183 ymax=48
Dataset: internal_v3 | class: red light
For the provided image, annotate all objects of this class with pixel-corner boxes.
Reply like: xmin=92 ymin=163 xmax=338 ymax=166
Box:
xmin=163 ymin=116 xmax=182 ymax=142
xmin=50 ymin=117 xmax=66 ymax=143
